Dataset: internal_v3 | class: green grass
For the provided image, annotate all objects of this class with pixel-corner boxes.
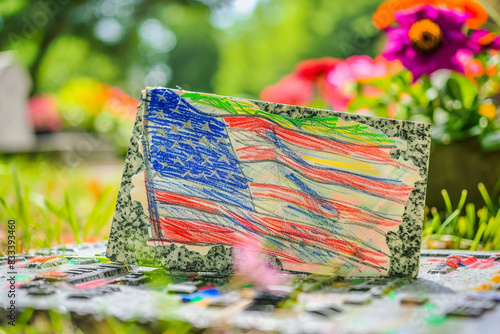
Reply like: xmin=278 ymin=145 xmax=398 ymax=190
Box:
xmin=0 ymin=156 xmax=119 ymax=254
xmin=422 ymin=183 xmax=500 ymax=250
xmin=1 ymin=308 xmax=192 ymax=334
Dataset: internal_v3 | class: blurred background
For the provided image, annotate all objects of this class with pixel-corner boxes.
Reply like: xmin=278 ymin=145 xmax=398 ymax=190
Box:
xmin=2 ymin=0 xmax=500 ymax=252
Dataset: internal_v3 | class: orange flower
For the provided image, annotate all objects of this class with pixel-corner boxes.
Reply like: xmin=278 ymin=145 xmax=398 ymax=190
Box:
xmin=388 ymin=103 xmax=397 ymax=119
xmin=456 ymin=50 xmax=485 ymax=80
xmin=486 ymin=64 xmax=497 ymax=76
xmin=83 ymin=236 xmax=102 ymax=243
xmin=466 ymin=59 xmax=485 ymax=78
xmin=88 ymin=179 xmax=104 ymax=201
xmin=478 ymin=104 xmax=497 ymax=120
xmin=373 ymin=0 xmax=487 ymax=30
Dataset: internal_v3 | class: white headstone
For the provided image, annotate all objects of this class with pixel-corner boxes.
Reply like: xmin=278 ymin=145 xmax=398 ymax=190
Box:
xmin=0 ymin=51 xmax=35 ymax=151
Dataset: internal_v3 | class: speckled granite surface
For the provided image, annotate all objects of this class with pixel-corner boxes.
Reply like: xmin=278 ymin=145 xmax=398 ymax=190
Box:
xmin=253 ymin=100 xmax=432 ymax=277
xmin=106 ymin=88 xmax=432 ymax=277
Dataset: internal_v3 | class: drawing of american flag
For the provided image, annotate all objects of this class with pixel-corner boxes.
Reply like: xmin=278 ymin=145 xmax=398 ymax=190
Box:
xmin=139 ymin=88 xmax=421 ymax=275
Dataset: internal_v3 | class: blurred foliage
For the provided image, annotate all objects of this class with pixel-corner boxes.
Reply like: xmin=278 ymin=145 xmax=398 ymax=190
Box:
xmin=0 ymin=0 xmax=226 ymax=95
xmin=214 ymin=0 xmax=383 ymax=98
xmin=0 ymin=0 xmax=384 ymax=98
xmin=1 ymin=0 xmax=387 ymax=153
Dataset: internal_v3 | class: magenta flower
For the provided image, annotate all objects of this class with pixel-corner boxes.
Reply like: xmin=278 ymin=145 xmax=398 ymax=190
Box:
xmin=383 ymin=5 xmax=475 ymax=81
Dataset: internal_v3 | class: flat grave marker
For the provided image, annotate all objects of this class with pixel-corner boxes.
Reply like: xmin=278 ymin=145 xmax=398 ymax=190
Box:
xmin=107 ymin=87 xmax=432 ymax=277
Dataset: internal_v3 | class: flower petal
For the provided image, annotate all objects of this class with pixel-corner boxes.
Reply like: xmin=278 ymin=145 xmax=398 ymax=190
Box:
xmin=260 ymin=74 xmax=315 ymax=106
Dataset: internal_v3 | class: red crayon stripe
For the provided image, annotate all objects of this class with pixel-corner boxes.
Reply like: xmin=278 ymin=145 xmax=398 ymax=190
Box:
xmin=230 ymin=211 xmax=387 ymax=266
xmin=223 ymin=116 xmax=394 ymax=162
xmin=158 ymin=215 xmax=386 ymax=267
xmin=279 ymin=154 xmax=413 ymax=201
xmin=249 ymin=183 xmax=399 ymax=227
xmin=153 ymin=191 xmax=388 ymax=267
xmin=236 ymin=145 xmax=413 ymax=202
xmin=155 ymin=190 xmax=219 ymax=214
xmin=158 ymin=217 xmax=303 ymax=263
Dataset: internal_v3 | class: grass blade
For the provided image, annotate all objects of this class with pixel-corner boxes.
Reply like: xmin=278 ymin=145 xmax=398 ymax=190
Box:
xmin=452 ymin=189 xmax=468 ymax=235
xmin=423 ymin=207 xmax=441 ymax=236
xmin=478 ymin=183 xmax=496 ymax=214
xmin=44 ymin=198 xmax=64 ymax=219
xmin=10 ymin=163 xmax=22 ymax=215
xmin=482 ymin=217 xmax=496 ymax=243
xmin=84 ymin=185 xmax=112 ymax=238
xmin=21 ymin=185 xmax=32 ymax=252
xmin=38 ymin=205 xmax=54 ymax=247
xmin=441 ymin=189 xmax=453 ymax=216
xmin=457 ymin=216 xmax=467 ymax=237
xmin=456 ymin=190 xmax=468 ymax=212
xmin=64 ymin=191 xmax=81 ymax=244
xmin=494 ymin=228 xmax=500 ymax=249
xmin=465 ymin=203 xmax=476 ymax=239
xmin=437 ymin=210 xmax=460 ymax=235
xmin=470 ymin=221 xmax=487 ymax=251
xmin=93 ymin=197 xmax=116 ymax=236
xmin=0 ymin=196 xmax=17 ymax=218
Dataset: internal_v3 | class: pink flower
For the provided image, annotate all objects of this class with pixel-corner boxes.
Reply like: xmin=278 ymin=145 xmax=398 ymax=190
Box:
xmin=327 ymin=56 xmax=389 ymax=85
xmin=456 ymin=50 xmax=485 ymax=79
xmin=324 ymin=55 xmax=398 ymax=110
xmin=260 ymin=57 xmax=340 ymax=107
xmin=28 ymin=95 xmax=63 ymax=133
xmin=233 ymin=241 xmax=287 ymax=290
xmin=260 ymin=74 xmax=316 ymax=106
xmin=261 ymin=56 xmax=400 ymax=111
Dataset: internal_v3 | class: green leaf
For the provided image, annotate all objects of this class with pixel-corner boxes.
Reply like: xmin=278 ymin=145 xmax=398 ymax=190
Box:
xmin=0 ymin=0 xmax=28 ymax=16
xmin=448 ymin=73 xmax=478 ymax=109
xmin=480 ymin=130 xmax=500 ymax=151
xmin=347 ymin=95 xmax=381 ymax=112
